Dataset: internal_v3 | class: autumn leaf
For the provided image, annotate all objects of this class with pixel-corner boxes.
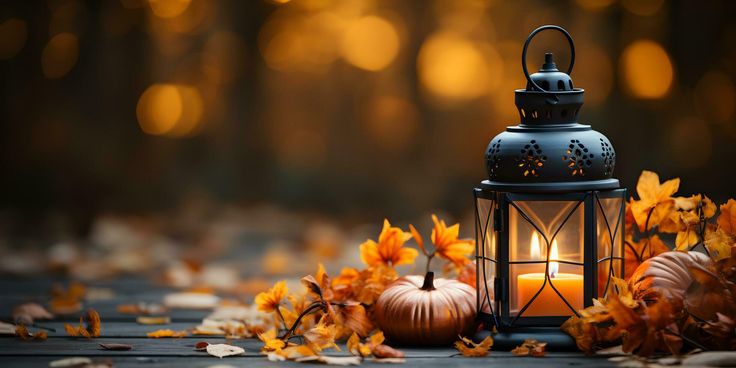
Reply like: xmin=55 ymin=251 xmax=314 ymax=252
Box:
xmin=630 ymin=171 xmax=679 ymax=232
xmin=136 ymin=316 xmax=171 ymax=325
xmin=624 ymin=234 xmax=670 ymax=279
xmin=359 ymin=219 xmax=417 ymax=267
xmin=206 ymin=343 xmax=245 ymax=358
xmin=15 ymin=324 xmax=47 ymax=341
xmin=50 ymin=282 xmax=85 ymax=315
xmin=99 ymin=343 xmax=132 ymax=351
xmin=255 ymin=280 xmax=288 ymax=313
xmin=717 ymin=199 xmax=736 ymax=236
xmin=511 ymin=339 xmax=547 ymax=357
xmin=146 ymin=329 xmax=187 ymax=338
xmin=304 ymin=317 xmax=340 ymax=353
xmin=372 ymin=344 xmax=405 ymax=359
xmin=429 ymin=214 xmax=475 ymax=266
xmin=258 ymin=328 xmax=286 ymax=352
xmin=455 ymin=335 xmax=493 ymax=357
xmin=704 ymin=228 xmax=733 ymax=261
xmin=63 ymin=308 xmax=101 ymax=338
xmin=347 ymin=331 xmax=386 ymax=357
xmin=12 ymin=303 xmax=54 ymax=325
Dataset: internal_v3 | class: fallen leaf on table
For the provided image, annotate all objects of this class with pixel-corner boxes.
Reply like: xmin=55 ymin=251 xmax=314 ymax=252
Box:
xmin=455 ymin=335 xmax=493 ymax=357
xmin=206 ymin=343 xmax=245 ymax=358
xmin=99 ymin=343 xmax=132 ymax=351
xmin=136 ymin=316 xmax=171 ymax=325
xmin=511 ymin=339 xmax=547 ymax=357
xmin=295 ymin=355 xmax=362 ymax=366
xmin=372 ymin=358 xmax=407 ymax=363
xmin=147 ymin=329 xmax=188 ymax=338
xmin=117 ymin=303 xmax=168 ymax=315
xmin=195 ymin=341 xmax=210 ymax=351
xmin=49 ymin=357 xmax=92 ymax=367
xmin=0 ymin=321 xmax=16 ymax=335
xmin=258 ymin=328 xmax=286 ymax=352
xmin=164 ymin=292 xmax=220 ymax=309
xmin=50 ymin=282 xmax=86 ymax=315
xmin=12 ymin=303 xmax=54 ymax=324
xmin=15 ymin=324 xmax=47 ymax=341
xmin=65 ymin=308 xmax=101 ymax=338
xmin=372 ymin=344 xmax=405 ymax=359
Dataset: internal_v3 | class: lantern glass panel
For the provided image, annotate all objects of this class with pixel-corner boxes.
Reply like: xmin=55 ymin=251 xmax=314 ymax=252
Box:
xmin=508 ymin=200 xmax=585 ymax=317
xmin=475 ymin=196 xmax=496 ymax=315
xmin=596 ymin=196 xmax=625 ymax=296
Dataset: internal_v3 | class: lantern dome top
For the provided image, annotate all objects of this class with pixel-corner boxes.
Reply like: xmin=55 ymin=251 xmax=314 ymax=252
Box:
xmin=483 ymin=25 xmax=619 ymax=192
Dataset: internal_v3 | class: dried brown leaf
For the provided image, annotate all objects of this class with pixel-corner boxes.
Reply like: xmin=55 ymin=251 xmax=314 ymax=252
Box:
xmin=99 ymin=343 xmax=132 ymax=351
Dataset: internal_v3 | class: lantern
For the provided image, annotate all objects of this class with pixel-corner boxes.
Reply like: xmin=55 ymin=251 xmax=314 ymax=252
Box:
xmin=474 ymin=25 xmax=625 ymax=349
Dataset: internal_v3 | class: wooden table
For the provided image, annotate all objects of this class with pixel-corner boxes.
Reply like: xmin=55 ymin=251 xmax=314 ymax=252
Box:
xmin=0 ymin=277 xmax=617 ymax=367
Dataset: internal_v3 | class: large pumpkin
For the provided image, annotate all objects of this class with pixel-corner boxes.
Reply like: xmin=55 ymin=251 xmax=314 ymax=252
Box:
xmin=629 ymin=251 xmax=711 ymax=302
xmin=374 ymin=272 xmax=476 ymax=346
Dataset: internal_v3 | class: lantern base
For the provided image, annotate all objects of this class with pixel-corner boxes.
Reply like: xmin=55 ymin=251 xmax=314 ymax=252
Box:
xmin=474 ymin=327 xmax=577 ymax=351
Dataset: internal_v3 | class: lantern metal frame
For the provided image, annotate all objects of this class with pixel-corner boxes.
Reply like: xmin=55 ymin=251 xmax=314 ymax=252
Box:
xmin=473 ymin=25 xmax=627 ymax=350
xmin=474 ymin=187 xmax=626 ymax=328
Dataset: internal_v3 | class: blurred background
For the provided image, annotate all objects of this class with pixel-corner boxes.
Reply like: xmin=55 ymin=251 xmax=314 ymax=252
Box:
xmin=1 ymin=0 xmax=735 ymax=279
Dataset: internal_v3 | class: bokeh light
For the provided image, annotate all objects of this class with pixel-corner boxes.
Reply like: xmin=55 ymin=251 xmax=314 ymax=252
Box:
xmin=136 ymin=84 xmax=204 ymax=137
xmin=202 ymin=31 xmax=246 ymax=85
xmin=364 ymin=96 xmax=418 ymax=151
xmin=620 ymin=40 xmax=673 ymax=99
xmin=574 ymin=45 xmax=613 ymax=106
xmin=0 ymin=18 xmax=27 ymax=60
xmin=621 ymin=0 xmax=665 ymax=16
xmin=694 ymin=70 xmax=736 ymax=124
xmin=340 ymin=15 xmax=400 ymax=71
xmin=41 ymin=32 xmax=79 ymax=79
xmin=574 ymin=0 xmax=615 ymax=11
xmin=418 ymin=31 xmax=501 ymax=101
xmin=669 ymin=117 xmax=712 ymax=168
xmin=147 ymin=0 xmax=191 ymax=19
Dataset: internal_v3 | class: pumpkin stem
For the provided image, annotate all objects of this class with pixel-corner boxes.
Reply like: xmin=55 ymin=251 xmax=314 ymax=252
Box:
xmin=421 ymin=272 xmax=435 ymax=291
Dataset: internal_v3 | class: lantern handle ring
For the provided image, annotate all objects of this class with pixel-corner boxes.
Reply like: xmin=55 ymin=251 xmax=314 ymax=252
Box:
xmin=522 ymin=25 xmax=575 ymax=93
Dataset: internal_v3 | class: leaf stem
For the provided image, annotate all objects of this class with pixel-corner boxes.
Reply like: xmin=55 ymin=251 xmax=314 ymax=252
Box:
xmin=280 ymin=302 xmax=324 ymax=340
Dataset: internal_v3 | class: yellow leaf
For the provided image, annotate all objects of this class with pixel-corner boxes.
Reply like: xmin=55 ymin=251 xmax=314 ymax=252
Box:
xmin=705 ymin=228 xmax=733 ymax=261
xmin=258 ymin=328 xmax=286 ymax=352
xmin=146 ymin=329 xmax=187 ymax=338
xmin=254 ymin=280 xmax=288 ymax=313
xmin=359 ymin=219 xmax=417 ymax=267
xmin=630 ymin=171 xmax=679 ymax=231
xmin=454 ymin=335 xmax=493 ymax=357
xmin=429 ymin=214 xmax=475 ymax=266
xmin=303 ymin=317 xmax=340 ymax=352
xmin=675 ymin=229 xmax=699 ymax=251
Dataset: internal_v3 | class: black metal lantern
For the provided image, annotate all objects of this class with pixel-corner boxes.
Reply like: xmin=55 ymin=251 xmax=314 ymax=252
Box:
xmin=474 ymin=25 xmax=626 ymax=349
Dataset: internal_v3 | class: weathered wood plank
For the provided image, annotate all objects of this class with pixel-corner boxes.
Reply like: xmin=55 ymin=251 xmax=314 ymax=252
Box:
xmin=0 ymin=354 xmax=619 ymax=368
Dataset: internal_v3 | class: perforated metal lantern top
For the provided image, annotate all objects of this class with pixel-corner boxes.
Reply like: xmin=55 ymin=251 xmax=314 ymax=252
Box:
xmin=484 ymin=26 xmax=619 ymax=192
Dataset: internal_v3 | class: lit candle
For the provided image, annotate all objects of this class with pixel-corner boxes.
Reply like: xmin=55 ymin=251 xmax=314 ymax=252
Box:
xmin=516 ymin=231 xmax=584 ymax=316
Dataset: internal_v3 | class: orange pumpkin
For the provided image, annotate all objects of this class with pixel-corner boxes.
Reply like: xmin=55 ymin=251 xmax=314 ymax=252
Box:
xmin=374 ymin=272 xmax=476 ymax=346
xmin=629 ymin=251 xmax=710 ymax=302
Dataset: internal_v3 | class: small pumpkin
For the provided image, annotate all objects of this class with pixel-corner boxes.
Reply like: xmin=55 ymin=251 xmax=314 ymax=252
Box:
xmin=374 ymin=272 xmax=476 ymax=346
xmin=629 ymin=251 xmax=711 ymax=302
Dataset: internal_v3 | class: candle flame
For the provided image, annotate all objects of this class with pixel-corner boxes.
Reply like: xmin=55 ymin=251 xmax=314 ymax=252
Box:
xmin=549 ymin=239 xmax=559 ymax=278
xmin=530 ymin=230 xmax=540 ymax=259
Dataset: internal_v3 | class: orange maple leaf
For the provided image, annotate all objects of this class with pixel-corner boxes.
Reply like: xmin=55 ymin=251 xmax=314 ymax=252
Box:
xmin=454 ymin=335 xmax=493 ymax=357
xmin=359 ymin=219 xmax=417 ymax=267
